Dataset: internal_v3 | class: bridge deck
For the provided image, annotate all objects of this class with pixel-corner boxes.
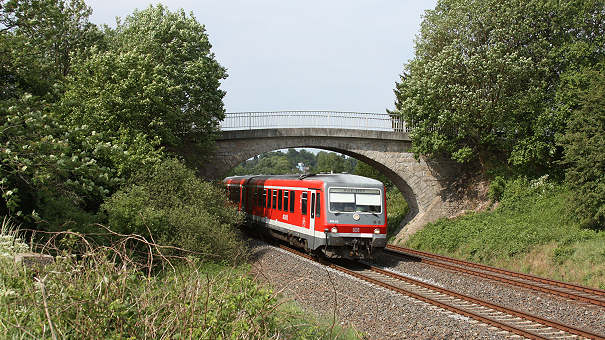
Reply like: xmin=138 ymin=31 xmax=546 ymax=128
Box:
xmin=217 ymin=127 xmax=410 ymax=141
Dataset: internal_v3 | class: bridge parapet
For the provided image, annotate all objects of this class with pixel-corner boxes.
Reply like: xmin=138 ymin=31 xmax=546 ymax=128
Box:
xmin=220 ymin=111 xmax=408 ymax=132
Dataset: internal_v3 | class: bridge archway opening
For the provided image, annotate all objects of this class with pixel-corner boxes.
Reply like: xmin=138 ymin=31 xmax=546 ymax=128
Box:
xmin=223 ymin=147 xmax=418 ymax=233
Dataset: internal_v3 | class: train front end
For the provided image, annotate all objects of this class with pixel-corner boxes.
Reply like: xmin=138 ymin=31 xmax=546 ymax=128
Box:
xmin=320 ymin=177 xmax=387 ymax=259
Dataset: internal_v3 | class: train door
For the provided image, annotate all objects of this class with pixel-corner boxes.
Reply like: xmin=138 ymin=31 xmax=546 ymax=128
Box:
xmin=309 ymin=191 xmax=317 ymax=247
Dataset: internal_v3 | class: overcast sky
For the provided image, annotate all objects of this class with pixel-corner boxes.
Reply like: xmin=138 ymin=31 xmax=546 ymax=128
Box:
xmin=85 ymin=0 xmax=436 ymax=113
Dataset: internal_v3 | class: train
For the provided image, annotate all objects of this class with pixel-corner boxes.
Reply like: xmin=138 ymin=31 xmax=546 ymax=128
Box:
xmin=224 ymin=173 xmax=387 ymax=258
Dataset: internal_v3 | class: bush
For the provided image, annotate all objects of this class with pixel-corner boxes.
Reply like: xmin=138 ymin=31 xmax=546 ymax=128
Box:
xmin=0 ymin=240 xmax=274 ymax=338
xmin=488 ymin=176 xmax=505 ymax=202
xmin=0 ymin=231 xmax=360 ymax=339
xmin=102 ymin=158 xmax=245 ymax=263
xmin=387 ymin=189 xmax=408 ymax=239
xmin=406 ymin=177 xmax=575 ymax=261
xmin=559 ymin=61 xmax=605 ymax=230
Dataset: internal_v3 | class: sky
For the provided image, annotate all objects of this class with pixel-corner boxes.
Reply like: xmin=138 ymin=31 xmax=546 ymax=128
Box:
xmin=85 ymin=0 xmax=436 ymax=113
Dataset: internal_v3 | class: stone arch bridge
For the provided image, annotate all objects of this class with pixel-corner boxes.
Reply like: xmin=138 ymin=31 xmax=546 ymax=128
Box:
xmin=188 ymin=111 xmax=470 ymax=240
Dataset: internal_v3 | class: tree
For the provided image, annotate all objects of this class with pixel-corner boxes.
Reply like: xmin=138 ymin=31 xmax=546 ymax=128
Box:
xmin=0 ymin=95 xmax=162 ymax=228
xmin=354 ymin=161 xmax=392 ymax=189
xmin=0 ymin=0 xmax=102 ymax=100
xmin=315 ymin=152 xmax=354 ymax=173
xmin=61 ymin=4 xmax=227 ymax=147
xmin=559 ymin=62 xmax=605 ymax=229
xmin=392 ymin=0 xmax=605 ymax=172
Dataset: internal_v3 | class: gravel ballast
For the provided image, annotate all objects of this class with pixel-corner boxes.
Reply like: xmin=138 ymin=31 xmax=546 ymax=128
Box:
xmin=248 ymin=240 xmax=511 ymax=339
xmin=373 ymin=251 xmax=605 ymax=336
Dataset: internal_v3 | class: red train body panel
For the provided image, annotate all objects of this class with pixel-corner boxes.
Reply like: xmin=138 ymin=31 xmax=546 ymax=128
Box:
xmin=224 ymin=173 xmax=387 ymax=258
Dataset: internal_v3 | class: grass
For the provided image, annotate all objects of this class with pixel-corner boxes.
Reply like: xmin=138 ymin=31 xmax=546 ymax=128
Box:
xmin=386 ymin=188 xmax=409 ymax=241
xmin=405 ymin=177 xmax=605 ymax=289
xmin=0 ymin=225 xmax=362 ymax=339
xmin=0 ymin=217 xmax=29 ymax=257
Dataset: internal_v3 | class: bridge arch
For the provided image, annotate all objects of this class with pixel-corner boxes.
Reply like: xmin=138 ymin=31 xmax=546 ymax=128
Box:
xmin=188 ymin=124 xmax=465 ymax=239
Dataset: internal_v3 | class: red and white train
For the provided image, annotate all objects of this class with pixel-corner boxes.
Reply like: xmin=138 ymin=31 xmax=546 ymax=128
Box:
xmin=224 ymin=173 xmax=387 ymax=258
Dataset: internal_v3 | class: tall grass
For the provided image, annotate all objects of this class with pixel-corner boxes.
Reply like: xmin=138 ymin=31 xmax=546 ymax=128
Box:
xmin=0 ymin=217 xmax=29 ymax=257
xmin=0 ymin=228 xmax=361 ymax=339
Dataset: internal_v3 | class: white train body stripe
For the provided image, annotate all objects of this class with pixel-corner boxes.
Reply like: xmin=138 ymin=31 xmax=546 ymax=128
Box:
xmin=250 ymin=214 xmax=385 ymax=239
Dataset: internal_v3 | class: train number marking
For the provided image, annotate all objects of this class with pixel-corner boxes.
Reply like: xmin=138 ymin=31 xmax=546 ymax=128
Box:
xmin=352 ymin=227 xmax=360 ymax=233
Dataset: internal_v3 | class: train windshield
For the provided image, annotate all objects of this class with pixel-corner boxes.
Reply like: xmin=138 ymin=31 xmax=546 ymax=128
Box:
xmin=329 ymin=188 xmax=382 ymax=213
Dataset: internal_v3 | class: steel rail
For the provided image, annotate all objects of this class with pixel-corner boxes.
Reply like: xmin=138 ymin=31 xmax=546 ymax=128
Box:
xmin=385 ymin=245 xmax=605 ymax=307
xmin=278 ymin=244 xmax=604 ymax=340
xmin=368 ymin=265 xmax=603 ymax=340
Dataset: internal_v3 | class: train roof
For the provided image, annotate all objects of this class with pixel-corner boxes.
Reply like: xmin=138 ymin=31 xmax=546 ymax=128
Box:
xmin=224 ymin=173 xmax=384 ymax=186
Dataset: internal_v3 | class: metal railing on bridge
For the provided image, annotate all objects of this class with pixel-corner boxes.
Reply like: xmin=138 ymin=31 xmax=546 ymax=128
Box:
xmin=220 ymin=111 xmax=408 ymax=132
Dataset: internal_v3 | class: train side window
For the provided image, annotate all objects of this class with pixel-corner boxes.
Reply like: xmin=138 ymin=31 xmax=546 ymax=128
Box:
xmin=301 ymin=192 xmax=307 ymax=215
xmin=289 ymin=191 xmax=295 ymax=212
xmin=311 ymin=193 xmax=315 ymax=218
xmin=261 ymin=188 xmax=266 ymax=207
xmin=283 ymin=190 xmax=289 ymax=212
xmin=266 ymin=189 xmax=270 ymax=208
xmin=272 ymin=190 xmax=277 ymax=209
xmin=316 ymin=192 xmax=321 ymax=217
xmin=278 ymin=189 xmax=282 ymax=210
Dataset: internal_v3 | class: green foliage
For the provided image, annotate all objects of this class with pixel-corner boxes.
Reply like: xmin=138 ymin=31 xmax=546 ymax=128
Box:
xmin=0 ymin=0 xmax=102 ymax=100
xmin=315 ymin=151 xmax=356 ymax=174
xmin=286 ymin=148 xmax=317 ymax=170
xmin=230 ymin=151 xmax=294 ymax=175
xmin=488 ymin=176 xmax=506 ymax=202
xmin=0 ymin=254 xmax=276 ymax=338
xmin=0 ymin=95 xmax=164 ymax=229
xmin=0 ymin=232 xmax=361 ymax=339
xmin=386 ymin=189 xmax=408 ymax=240
xmin=406 ymin=177 xmax=582 ymax=261
xmin=229 ymin=149 xmax=357 ymax=176
xmin=103 ymin=159 xmax=246 ymax=263
xmin=353 ymin=161 xmax=392 ymax=189
xmin=406 ymin=176 xmax=605 ymax=287
xmin=393 ymin=0 xmax=605 ymax=172
xmin=61 ymin=4 xmax=226 ymax=148
xmin=0 ymin=217 xmax=29 ymax=256
xmin=559 ymin=61 xmax=605 ymax=229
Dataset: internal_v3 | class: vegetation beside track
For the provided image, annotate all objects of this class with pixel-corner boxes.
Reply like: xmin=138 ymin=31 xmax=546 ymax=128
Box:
xmin=0 ymin=220 xmax=360 ymax=339
xmin=386 ymin=189 xmax=408 ymax=240
xmin=405 ymin=177 xmax=605 ymax=289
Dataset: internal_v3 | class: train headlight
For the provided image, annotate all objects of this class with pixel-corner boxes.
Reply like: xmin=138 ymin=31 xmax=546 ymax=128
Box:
xmin=373 ymin=228 xmax=381 ymax=234
xmin=331 ymin=227 xmax=338 ymax=233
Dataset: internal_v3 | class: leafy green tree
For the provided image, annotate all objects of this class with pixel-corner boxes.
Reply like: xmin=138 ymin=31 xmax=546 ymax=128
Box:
xmin=61 ymin=4 xmax=227 ymax=147
xmin=393 ymin=0 xmax=605 ymax=172
xmin=103 ymin=158 xmax=245 ymax=262
xmin=0 ymin=0 xmax=102 ymax=100
xmin=559 ymin=62 xmax=605 ymax=229
xmin=229 ymin=151 xmax=294 ymax=175
xmin=0 ymin=95 xmax=162 ymax=228
xmin=285 ymin=148 xmax=317 ymax=170
xmin=354 ymin=161 xmax=392 ymax=189
xmin=315 ymin=151 xmax=355 ymax=173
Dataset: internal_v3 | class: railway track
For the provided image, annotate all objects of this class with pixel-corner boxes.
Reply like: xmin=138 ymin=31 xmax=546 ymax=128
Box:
xmin=279 ymin=244 xmax=605 ymax=340
xmin=385 ymin=245 xmax=605 ymax=308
